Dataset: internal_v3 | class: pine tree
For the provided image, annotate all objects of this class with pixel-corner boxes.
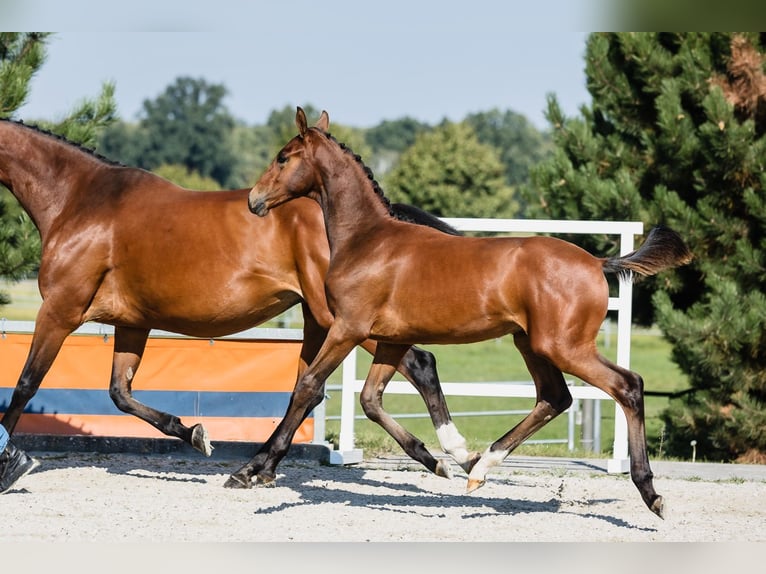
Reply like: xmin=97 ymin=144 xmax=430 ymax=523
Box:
xmin=523 ymin=32 xmax=766 ymax=462
xmin=0 ymin=33 xmax=116 ymax=304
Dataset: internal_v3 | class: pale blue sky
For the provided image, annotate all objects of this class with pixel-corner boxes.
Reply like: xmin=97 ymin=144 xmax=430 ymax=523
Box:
xmin=9 ymin=1 xmax=597 ymax=130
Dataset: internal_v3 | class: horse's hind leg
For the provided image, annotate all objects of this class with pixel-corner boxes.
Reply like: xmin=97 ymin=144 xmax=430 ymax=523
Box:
xmin=396 ymin=345 xmax=480 ymax=474
xmin=360 ymin=340 xmax=478 ymax=475
xmin=359 ymin=343 xmax=453 ymax=478
xmin=564 ymin=353 xmax=663 ymax=518
xmin=108 ymin=326 xmax=211 ymax=455
xmin=467 ymin=332 xmax=573 ymax=492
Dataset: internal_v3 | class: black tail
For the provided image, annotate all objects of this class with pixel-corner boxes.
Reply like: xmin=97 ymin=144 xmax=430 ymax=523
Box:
xmin=603 ymin=226 xmax=693 ymax=280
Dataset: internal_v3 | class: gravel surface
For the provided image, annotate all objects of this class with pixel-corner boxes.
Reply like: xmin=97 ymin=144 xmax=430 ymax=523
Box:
xmin=2 ymin=450 xmax=765 ymax=543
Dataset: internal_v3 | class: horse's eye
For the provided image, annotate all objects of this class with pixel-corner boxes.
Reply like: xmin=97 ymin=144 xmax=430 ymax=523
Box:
xmin=277 ymin=153 xmax=288 ymax=165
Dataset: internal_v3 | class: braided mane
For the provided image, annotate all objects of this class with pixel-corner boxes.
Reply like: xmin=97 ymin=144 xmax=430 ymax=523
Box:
xmin=0 ymin=118 xmax=124 ymax=167
xmin=324 ymin=131 xmax=462 ymax=236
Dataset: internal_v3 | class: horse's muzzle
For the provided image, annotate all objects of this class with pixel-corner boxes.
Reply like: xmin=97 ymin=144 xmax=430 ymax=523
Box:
xmin=248 ymin=196 xmax=270 ymax=217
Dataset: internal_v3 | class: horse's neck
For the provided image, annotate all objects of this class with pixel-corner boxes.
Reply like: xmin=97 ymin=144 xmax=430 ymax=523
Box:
xmin=0 ymin=123 xmax=92 ymax=236
xmin=318 ymin=153 xmax=391 ymax=256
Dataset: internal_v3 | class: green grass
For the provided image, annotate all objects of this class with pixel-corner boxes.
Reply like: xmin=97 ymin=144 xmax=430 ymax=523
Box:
xmin=2 ymin=278 xmax=689 ymax=460
xmin=0 ymin=278 xmax=42 ymax=321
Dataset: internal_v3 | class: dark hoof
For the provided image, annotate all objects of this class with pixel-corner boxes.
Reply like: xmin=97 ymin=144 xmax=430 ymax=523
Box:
xmin=223 ymin=473 xmax=252 ymax=489
xmin=650 ymin=495 xmax=665 ymax=520
xmin=191 ymin=424 xmax=213 ymax=456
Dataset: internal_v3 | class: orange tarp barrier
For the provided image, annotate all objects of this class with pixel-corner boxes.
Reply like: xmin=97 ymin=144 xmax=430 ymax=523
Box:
xmin=0 ymin=333 xmax=313 ymax=443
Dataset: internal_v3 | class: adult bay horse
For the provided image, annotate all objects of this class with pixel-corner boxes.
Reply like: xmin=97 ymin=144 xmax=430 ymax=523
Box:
xmin=0 ymin=118 xmax=476 ymax=487
xmin=244 ymin=107 xmax=693 ymax=518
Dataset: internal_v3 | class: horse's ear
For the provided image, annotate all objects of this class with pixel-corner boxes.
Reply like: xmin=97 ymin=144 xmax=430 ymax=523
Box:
xmin=296 ymin=107 xmax=308 ymax=137
xmin=316 ymin=110 xmax=330 ymax=132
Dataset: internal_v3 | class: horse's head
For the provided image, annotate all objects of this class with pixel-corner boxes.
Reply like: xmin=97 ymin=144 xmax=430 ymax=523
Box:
xmin=248 ymin=107 xmax=329 ymax=217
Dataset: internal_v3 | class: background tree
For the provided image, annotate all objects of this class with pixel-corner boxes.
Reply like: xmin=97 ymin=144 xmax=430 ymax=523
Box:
xmin=523 ymin=32 xmax=766 ymax=462
xmin=465 ymin=108 xmax=553 ymax=187
xmin=96 ymin=120 xmax=147 ymax=166
xmin=100 ymin=76 xmax=239 ymax=187
xmin=364 ymin=116 xmax=431 ymax=174
xmin=151 ymin=164 xmax=221 ymax=190
xmin=226 ymin=122 xmax=274 ymax=188
xmin=384 ymin=121 xmax=518 ymax=218
xmin=1 ymin=32 xmax=116 ymax=306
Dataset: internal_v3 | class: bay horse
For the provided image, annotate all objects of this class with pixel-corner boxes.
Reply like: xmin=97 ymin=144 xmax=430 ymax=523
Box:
xmin=243 ymin=107 xmax=693 ymax=518
xmin=0 ymin=118 xmax=477 ymax=485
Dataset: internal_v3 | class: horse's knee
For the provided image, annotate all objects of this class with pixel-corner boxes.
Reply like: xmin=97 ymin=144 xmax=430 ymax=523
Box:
xmin=13 ymin=378 xmax=38 ymax=403
xmin=292 ymin=375 xmax=326 ymax=412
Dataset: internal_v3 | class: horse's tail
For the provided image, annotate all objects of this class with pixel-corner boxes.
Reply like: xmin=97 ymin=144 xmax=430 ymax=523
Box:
xmin=603 ymin=226 xmax=693 ymax=280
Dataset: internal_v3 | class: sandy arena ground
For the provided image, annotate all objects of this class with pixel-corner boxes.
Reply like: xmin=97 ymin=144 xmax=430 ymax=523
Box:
xmin=2 ymin=450 xmax=765 ymax=543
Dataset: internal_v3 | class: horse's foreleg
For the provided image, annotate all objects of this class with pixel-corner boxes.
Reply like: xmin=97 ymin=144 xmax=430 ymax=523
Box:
xmin=108 ymin=327 xmax=211 ymax=456
xmin=1 ymin=311 xmax=73 ymax=488
xmin=467 ymin=332 xmax=572 ymax=492
xmin=225 ymin=328 xmax=358 ymax=489
xmin=359 ymin=343 xmax=453 ymax=478
xmin=1 ymin=314 xmax=73 ymax=434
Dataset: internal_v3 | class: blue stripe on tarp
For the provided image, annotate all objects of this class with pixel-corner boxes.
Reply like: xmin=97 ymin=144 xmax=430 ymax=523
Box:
xmin=0 ymin=389 xmax=310 ymax=418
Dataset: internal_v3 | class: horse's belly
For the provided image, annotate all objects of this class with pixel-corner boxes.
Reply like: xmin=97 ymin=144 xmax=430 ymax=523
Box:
xmin=83 ymin=283 xmax=301 ymax=337
xmin=370 ymin=314 xmax=519 ymax=346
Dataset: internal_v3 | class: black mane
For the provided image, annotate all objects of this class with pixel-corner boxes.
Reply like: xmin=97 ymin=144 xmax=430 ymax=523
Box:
xmin=325 ymin=131 xmax=462 ymax=237
xmin=0 ymin=118 xmax=124 ymax=167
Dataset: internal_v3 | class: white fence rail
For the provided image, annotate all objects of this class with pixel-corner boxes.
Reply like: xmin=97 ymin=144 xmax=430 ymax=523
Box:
xmin=328 ymin=218 xmax=644 ymax=474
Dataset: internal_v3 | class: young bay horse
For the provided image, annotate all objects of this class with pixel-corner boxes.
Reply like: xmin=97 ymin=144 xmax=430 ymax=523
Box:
xmin=0 ymin=118 xmax=476 ymax=487
xmin=243 ymin=107 xmax=693 ymax=518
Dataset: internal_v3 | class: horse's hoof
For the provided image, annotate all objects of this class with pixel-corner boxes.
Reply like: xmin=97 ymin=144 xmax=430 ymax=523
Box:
xmin=223 ymin=474 xmax=252 ymax=489
xmin=434 ymin=460 xmax=453 ymax=479
xmin=191 ymin=424 xmax=213 ymax=456
xmin=254 ymin=473 xmax=276 ymax=487
xmin=466 ymin=478 xmax=486 ymax=493
xmin=650 ymin=495 xmax=665 ymax=520
xmin=460 ymin=452 xmax=482 ymax=474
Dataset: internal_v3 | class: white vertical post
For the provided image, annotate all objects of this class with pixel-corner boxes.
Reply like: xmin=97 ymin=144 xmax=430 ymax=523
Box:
xmin=607 ymin=231 xmax=636 ymax=474
xmin=567 ymin=398 xmax=578 ymax=451
xmin=338 ymin=348 xmax=357 ymax=452
xmin=330 ymin=347 xmax=364 ymax=464
xmin=312 ymin=398 xmax=326 ymax=445
xmin=594 ymin=398 xmax=602 ymax=453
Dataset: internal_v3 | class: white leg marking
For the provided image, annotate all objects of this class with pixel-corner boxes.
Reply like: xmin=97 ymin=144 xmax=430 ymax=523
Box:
xmin=436 ymin=422 xmax=471 ymax=465
xmin=468 ymin=446 xmax=510 ymax=483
